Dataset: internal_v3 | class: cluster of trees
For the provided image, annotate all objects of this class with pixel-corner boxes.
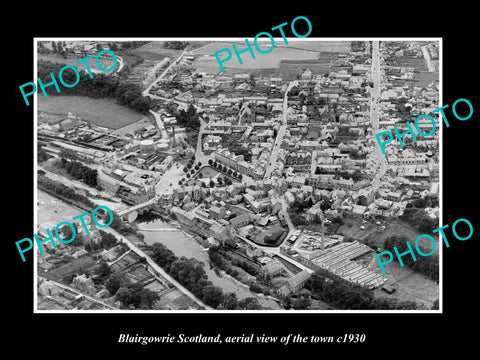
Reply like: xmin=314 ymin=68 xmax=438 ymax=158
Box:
xmin=209 ymin=159 xmax=243 ymax=181
xmin=146 ymin=243 xmax=262 ymax=309
xmin=209 ymin=247 xmax=260 ymax=277
xmin=58 ymin=158 xmax=98 ymax=187
xmin=163 ymin=41 xmax=189 ymax=50
xmin=336 ymin=126 xmax=358 ymax=138
xmin=38 ymin=144 xmax=51 ymax=162
xmin=288 ymin=198 xmax=314 ymax=226
xmin=175 ymin=104 xmax=200 ymax=130
xmin=283 ymin=294 xmax=312 ymax=310
xmin=407 ymin=195 xmax=439 ymax=209
xmin=384 ymin=235 xmax=439 ymax=282
xmin=349 ymin=150 xmax=366 ymax=160
xmin=313 ymin=167 xmax=366 ymax=182
xmin=108 ymin=211 xmax=138 ymax=236
xmin=38 ymin=41 xmax=68 ymax=57
xmin=307 ymin=268 xmax=418 ymax=310
xmin=116 ymin=281 xmax=159 ymax=309
xmin=401 ymin=207 xmax=438 ymax=233
xmin=38 ymin=174 xmax=95 ymax=209
xmin=37 ymin=60 xmax=152 ymax=114
xmin=120 ymin=41 xmax=150 ymax=50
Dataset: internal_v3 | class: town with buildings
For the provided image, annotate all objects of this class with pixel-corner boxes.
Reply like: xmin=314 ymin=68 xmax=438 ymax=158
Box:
xmin=36 ymin=39 xmax=440 ymax=311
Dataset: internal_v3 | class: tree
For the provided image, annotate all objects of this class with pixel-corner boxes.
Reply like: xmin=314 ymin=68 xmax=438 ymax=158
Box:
xmin=201 ymin=285 xmax=224 ymax=308
xmin=178 ymin=180 xmax=183 ymax=185
xmin=238 ymin=297 xmax=261 ymax=310
xmin=209 ymin=179 xmax=215 ymax=188
xmin=94 ymin=260 xmax=111 ymax=279
xmin=168 ymin=257 xmax=209 ymax=297
xmin=292 ymin=296 xmax=311 ymax=310
xmin=238 ymin=174 xmax=243 ymax=180
xmin=220 ymin=293 xmax=238 ymax=310
xmin=195 ymin=165 xmax=200 ymax=170
xmin=190 ymin=169 xmax=195 ymax=175
xmin=106 ymin=273 xmax=126 ymax=295
xmin=99 ymin=230 xmax=118 ymax=248
xmin=183 ymin=167 xmax=188 ymax=173
xmin=149 ymin=243 xmax=177 ymax=271
xmin=249 ymin=74 xmax=256 ymax=86
xmin=208 ymin=159 xmax=213 ymax=166
xmin=116 ymin=283 xmax=159 ymax=309
xmin=197 ymin=162 xmax=202 ymax=167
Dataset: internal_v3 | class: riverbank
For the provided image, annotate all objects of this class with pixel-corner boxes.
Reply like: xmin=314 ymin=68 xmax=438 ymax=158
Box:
xmin=136 ymin=216 xmax=282 ymax=310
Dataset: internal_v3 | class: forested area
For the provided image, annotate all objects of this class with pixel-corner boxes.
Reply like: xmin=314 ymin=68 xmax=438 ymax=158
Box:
xmin=306 ymin=268 xmax=419 ymax=310
xmin=37 ymin=60 xmax=152 ymax=114
xmin=145 ymin=243 xmax=262 ymax=310
xmin=383 ymin=235 xmax=439 ymax=282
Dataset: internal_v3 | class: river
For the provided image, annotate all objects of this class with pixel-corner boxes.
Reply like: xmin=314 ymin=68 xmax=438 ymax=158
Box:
xmin=137 ymin=215 xmax=282 ymax=310
xmin=37 ymin=189 xmax=281 ymax=309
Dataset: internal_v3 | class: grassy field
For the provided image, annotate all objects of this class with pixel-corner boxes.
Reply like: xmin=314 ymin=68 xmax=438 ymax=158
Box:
xmin=131 ymin=42 xmax=183 ymax=61
xmin=286 ymin=40 xmax=351 ymax=52
xmin=194 ymin=42 xmax=321 ymax=74
xmin=414 ymin=71 xmax=439 ymax=87
xmin=370 ymin=258 xmax=439 ymax=309
xmin=41 ymin=256 xmax=97 ymax=282
xmin=37 ymin=54 xmax=116 ymax=74
xmin=395 ymin=56 xmax=428 ymax=71
xmin=337 ymin=215 xmax=439 ymax=252
xmin=274 ymin=56 xmax=334 ymax=80
xmin=38 ymin=95 xmax=145 ymax=129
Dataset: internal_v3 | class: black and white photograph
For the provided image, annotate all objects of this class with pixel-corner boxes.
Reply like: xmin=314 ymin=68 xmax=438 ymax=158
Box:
xmin=6 ymin=7 xmax=478 ymax=355
xmin=33 ymin=38 xmax=441 ymax=313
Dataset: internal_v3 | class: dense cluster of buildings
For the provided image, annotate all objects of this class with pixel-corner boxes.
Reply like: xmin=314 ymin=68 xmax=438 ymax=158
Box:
xmin=37 ymin=40 xmax=439 ymax=310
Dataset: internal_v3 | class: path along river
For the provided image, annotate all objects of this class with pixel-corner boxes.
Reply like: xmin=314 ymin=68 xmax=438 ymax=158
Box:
xmin=38 ymin=189 xmax=281 ymax=309
xmin=137 ymin=216 xmax=282 ymax=309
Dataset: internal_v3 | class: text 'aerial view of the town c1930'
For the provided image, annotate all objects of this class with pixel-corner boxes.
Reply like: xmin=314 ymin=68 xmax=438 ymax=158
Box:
xmin=35 ymin=39 xmax=440 ymax=312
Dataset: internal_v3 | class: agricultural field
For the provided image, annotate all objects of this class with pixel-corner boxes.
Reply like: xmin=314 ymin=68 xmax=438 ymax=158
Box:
xmin=192 ymin=41 xmax=351 ymax=76
xmin=286 ymin=40 xmax=351 ymax=52
xmin=131 ymin=41 xmax=184 ymax=61
xmin=395 ymin=56 xmax=428 ymax=71
xmin=37 ymin=54 xmax=116 ymax=74
xmin=337 ymin=215 xmax=439 ymax=252
xmin=193 ymin=42 xmax=321 ymax=74
xmin=274 ymin=55 xmax=336 ymax=80
xmin=370 ymin=258 xmax=439 ymax=309
xmin=414 ymin=71 xmax=439 ymax=87
xmin=38 ymin=95 xmax=145 ymax=130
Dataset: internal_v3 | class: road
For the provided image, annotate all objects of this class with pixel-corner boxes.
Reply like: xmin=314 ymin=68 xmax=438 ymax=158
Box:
xmin=370 ymin=41 xmax=387 ymax=191
xmin=263 ymin=81 xmax=294 ymax=179
xmin=421 ymin=45 xmax=435 ymax=72
xmin=143 ymin=49 xmax=187 ymax=97
xmin=195 ymin=117 xmax=210 ymax=165
xmin=39 ymin=278 xmax=118 ymax=310
xmin=149 ymin=109 xmax=170 ymax=141
xmin=116 ymin=197 xmax=158 ymax=216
